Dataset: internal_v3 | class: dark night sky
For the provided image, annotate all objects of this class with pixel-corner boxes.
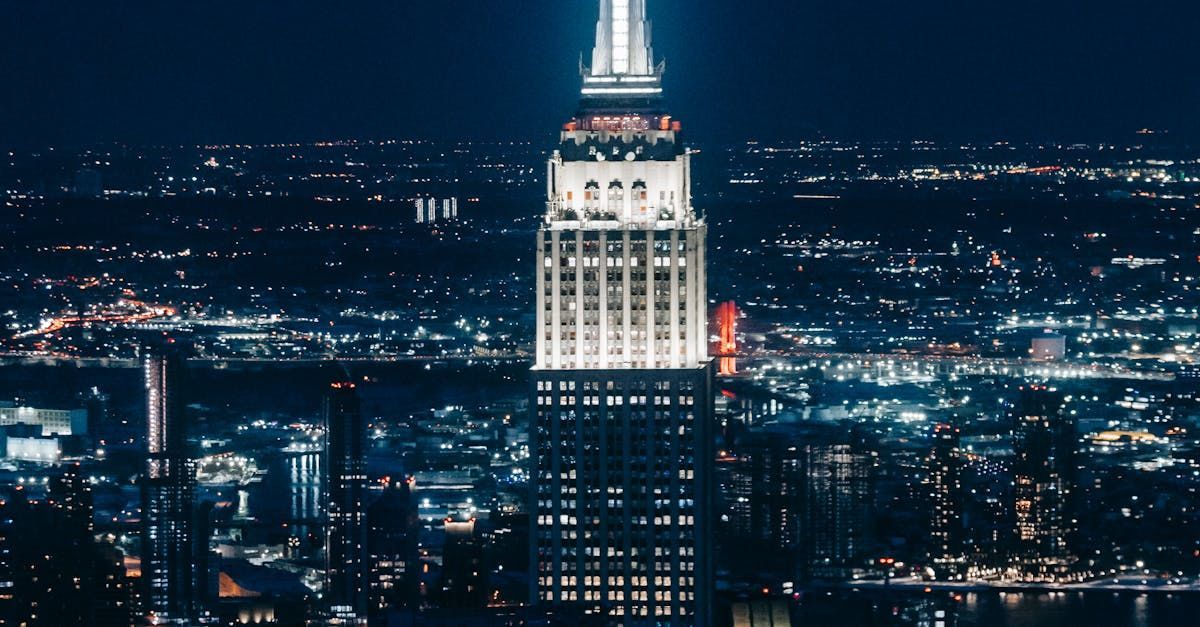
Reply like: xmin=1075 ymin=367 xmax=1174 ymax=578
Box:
xmin=2 ymin=0 xmax=1198 ymax=147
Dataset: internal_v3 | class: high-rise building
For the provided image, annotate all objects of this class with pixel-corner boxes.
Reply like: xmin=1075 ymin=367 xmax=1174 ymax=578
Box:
xmin=367 ymin=476 xmax=419 ymax=618
xmin=926 ymin=423 xmax=966 ymax=580
xmin=50 ymin=461 xmax=93 ymax=538
xmin=141 ymin=345 xmax=199 ymax=625
xmin=414 ymin=197 xmax=460 ymax=224
xmin=0 ymin=463 xmax=120 ymax=626
xmin=440 ymin=517 xmax=486 ymax=609
xmin=804 ymin=438 xmax=876 ymax=580
xmin=961 ymin=454 xmax=1010 ymax=578
xmin=725 ymin=430 xmax=805 ymax=561
xmin=1009 ymin=386 xmax=1080 ymax=582
xmin=530 ymin=1 xmax=714 ymax=622
xmin=93 ymin=543 xmax=137 ymax=627
xmin=324 ymin=382 xmax=368 ymax=625
xmin=84 ymin=386 xmax=112 ymax=451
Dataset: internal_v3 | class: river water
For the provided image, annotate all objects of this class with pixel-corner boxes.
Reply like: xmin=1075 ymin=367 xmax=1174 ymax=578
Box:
xmin=789 ymin=589 xmax=1200 ymax=626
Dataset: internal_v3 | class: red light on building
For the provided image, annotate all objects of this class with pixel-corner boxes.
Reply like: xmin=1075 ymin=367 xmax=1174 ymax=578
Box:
xmin=716 ymin=301 xmax=738 ymax=375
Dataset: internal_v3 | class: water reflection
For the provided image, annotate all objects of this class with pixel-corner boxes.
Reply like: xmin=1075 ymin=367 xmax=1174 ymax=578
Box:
xmin=288 ymin=450 xmax=322 ymax=523
xmin=796 ymin=590 xmax=1199 ymax=627
xmin=243 ymin=450 xmax=324 ymax=538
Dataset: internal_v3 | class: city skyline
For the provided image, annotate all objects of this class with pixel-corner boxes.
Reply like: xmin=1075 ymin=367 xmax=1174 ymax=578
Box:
xmin=0 ymin=1 xmax=1199 ymax=626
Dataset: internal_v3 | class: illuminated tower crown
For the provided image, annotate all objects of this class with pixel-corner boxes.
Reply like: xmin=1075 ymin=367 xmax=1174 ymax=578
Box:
xmin=582 ymin=0 xmax=664 ymax=99
xmin=539 ymin=0 xmax=705 ymax=370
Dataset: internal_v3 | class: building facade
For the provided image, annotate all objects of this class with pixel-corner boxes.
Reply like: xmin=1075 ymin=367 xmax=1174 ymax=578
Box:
xmin=926 ymin=423 xmax=966 ymax=580
xmin=0 ymin=464 xmax=133 ymax=626
xmin=1009 ymin=386 xmax=1080 ymax=582
xmin=530 ymin=1 xmax=714 ymax=622
xmin=324 ymin=382 xmax=369 ymax=625
xmin=803 ymin=441 xmax=876 ymax=580
xmin=141 ymin=346 xmax=199 ymax=625
xmin=0 ymin=402 xmax=88 ymax=436
xmin=726 ymin=431 xmax=805 ymax=556
xmin=367 ymin=477 xmax=419 ymax=619
xmin=440 ymin=518 xmax=486 ymax=608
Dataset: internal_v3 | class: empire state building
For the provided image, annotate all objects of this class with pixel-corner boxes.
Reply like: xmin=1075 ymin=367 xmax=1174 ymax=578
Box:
xmin=530 ymin=0 xmax=714 ymax=623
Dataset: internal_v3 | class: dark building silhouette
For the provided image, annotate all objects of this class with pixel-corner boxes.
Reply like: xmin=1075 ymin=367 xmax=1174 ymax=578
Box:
xmin=1178 ymin=363 xmax=1200 ymax=397
xmin=719 ymin=426 xmax=877 ymax=583
xmin=926 ymin=423 xmax=966 ymax=580
xmin=84 ymin=386 xmax=112 ymax=452
xmin=724 ymin=430 xmax=805 ymax=576
xmin=1009 ymin=386 xmax=1080 ymax=582
xmin=440 ymin=518 xmax=486 ymax=609
xmin=961 ymin=455 xmax=1012 ymax=578
xmin=92 ymin=543 xmax=137 ymax=627
xmin=324 ymin=382 xmax=368 ymax=625
xmin=478 ymin=511 xmax=531 ymax=606
xmin=804 ymin=436 xmax=876 ymax=580
xmin=0 ymin=463 xmax=133 ymax=626
xmin=194 ymin=500 xmax=221 ymax=614
xmin=367 ymin=476 xmax=419 ymax=618
xmin=141 ymin=345 xmax=199 ymax=624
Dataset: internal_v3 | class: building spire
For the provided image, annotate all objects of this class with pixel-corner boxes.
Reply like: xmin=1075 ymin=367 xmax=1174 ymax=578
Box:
xmin=583 ymin=0 xmax=663 ymax=98
xmin=591 ymin=0 xmax=654 ymax=77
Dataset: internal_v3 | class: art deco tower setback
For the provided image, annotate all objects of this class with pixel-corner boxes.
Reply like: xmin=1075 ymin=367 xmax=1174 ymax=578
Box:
xmin=531 ymin=0 xmax=714 ymax=623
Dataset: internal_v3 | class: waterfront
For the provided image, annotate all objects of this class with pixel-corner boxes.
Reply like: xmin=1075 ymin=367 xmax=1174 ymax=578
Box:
xmin=791 ymin=589 xmax=1200 ymax=626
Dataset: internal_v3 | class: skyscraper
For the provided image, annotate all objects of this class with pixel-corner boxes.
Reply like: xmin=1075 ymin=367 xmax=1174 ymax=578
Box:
xmin=725 ymin=430 xmax=804 ymax=564
xmin=804 ymin=439 xmax=876 ymax=580
xmin=141 ymin=344 xmax=198 ymax=625
xmin=367 ymin=476 xmax=419 ymax=619
xmin=0 ymin=463 xmax=117 ymax=626
xmin=324 ymin=382 xmax=368 ymax=625
xmin=1009 ymin=385 xmax=1079 ymax=582
xmin=530 ymin=0 xmax=714 ymax=622
xmin=440 ymin=517 xmax=486 ymax=609
xmin=926 ymin=423 xmax=966 ymax=580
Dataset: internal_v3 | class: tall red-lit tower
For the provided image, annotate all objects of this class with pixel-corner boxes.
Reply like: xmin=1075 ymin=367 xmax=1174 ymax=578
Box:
xmin=716 ymin=301 xmax=738 ymax=375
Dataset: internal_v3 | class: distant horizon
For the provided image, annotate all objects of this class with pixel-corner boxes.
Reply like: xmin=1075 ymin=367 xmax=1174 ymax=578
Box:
xmin=3 ymin=0 xmax=1198 ymax=147
xmin=3 ymin=128 xmax=1193 ymax=152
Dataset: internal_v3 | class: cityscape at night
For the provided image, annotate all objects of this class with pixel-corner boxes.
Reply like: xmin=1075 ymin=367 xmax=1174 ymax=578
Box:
xmin=1 ymin=1 xmax=1199 ymax=626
